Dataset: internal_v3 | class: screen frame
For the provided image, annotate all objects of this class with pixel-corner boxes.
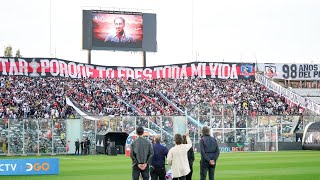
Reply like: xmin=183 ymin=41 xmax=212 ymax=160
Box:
xmin=82 ymin=10 xmax=157 ymax=52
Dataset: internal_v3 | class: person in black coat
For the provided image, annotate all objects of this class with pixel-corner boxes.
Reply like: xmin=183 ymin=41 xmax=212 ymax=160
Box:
xmin=130 ymin=126 xmax=154 ymax=180
xmin=85 ymin=137 xmax=91 ymax=155
xmin=80 ymin=139 xmax=85 ymax=155
xmin=75 ymin=139 xmax=80 ymax=155
xmin=200 ymin=126 xmax=220 ymax=180
xmin=106 ymin=139 xmax=111 ymax=155
xmin=151 ymin=135 xmax=168 ymax=180
xmin=183 ymin=135 xmax=195 ymax=180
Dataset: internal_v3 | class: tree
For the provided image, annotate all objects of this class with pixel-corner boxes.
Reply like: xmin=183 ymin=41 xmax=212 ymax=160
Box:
xmin=4 ymin=45 xmax=13 ymax=57
xmin=15 ymin=49 xmax=22 ymax=57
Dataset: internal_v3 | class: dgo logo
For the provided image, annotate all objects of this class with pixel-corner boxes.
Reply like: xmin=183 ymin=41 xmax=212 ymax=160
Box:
xmin=26 ymin=162 xmax=50 ymax=172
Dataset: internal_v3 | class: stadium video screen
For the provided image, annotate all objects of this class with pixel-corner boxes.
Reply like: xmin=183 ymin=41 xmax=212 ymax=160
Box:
xmin=92 ymin=11 xmax=143 ymax=49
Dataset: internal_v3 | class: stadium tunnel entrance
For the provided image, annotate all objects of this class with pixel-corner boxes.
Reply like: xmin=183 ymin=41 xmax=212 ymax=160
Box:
xmin=96 ymin=131 xmax=128 ymax=155
xmin=302 ymin=121 xmax=320 ymax=150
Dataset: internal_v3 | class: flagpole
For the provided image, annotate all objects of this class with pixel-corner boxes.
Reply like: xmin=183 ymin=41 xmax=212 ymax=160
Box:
xmin=191 ymin=0 xmax=194 ymax=61
xmin=49 ymin=0 xmax=52 ymax=57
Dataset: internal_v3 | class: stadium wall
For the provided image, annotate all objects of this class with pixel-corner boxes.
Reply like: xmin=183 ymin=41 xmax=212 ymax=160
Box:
xmin=278 ymin=142 xmax=302 ymax=150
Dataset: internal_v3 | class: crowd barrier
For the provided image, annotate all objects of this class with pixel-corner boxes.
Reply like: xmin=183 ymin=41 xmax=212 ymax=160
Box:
xmin=0 ymin=115 xmax=319 ymax=155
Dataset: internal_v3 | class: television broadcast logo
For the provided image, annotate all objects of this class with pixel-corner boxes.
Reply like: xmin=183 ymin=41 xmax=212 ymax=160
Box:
xmin=0 ymin=158 xmax=59 ymax=176
xmin=26 ymin=162 xmax=50 ymax=172
xmin=264 ymin=65 xmax=277 ymax=78
xmin=0 ymin=163 xmax=17 ymax=172
xmin=240 ymin=65 xmax=254 ymax=78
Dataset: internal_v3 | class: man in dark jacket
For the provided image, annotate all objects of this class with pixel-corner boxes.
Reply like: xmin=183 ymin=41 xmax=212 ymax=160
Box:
xmin=130 ymin=126 xmax=154 ymax=180
xmin=151 ymin=135 xmax=168 ymax=180
xmin=106 ymin=139 xmax=111 ymax=155
xmin=183 ymin=135 xmax=195 ymax=180
xmin=86 ymin=138 xmax=91 ymax=155
xmin=200 ymin=126 xmax=220 ymax=180
xmin=75 ymin=139 xmax=80 ymax=155
xmin=80 ymin=139 xmax=85 ymax=155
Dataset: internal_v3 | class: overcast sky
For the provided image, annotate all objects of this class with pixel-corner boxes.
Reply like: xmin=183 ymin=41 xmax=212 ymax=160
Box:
xmin=1 ymin=0 xmax=320 ymax=67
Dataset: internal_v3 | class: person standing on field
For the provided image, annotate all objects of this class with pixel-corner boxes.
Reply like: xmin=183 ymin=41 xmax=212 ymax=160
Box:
xmin=183 ymin=135 xmax=194 ymax=180
xmin=151 ymin=135 xmax=168 ymax=180
xmin=130 ymin=126 xmax=154 ymax=180
xmin=200 ymin=126 xmax=220 ymax=180
xmin=75 ymin=139 xmax=80 ymax=155
xmin=167 ymin=130 xmax=192 ymax=180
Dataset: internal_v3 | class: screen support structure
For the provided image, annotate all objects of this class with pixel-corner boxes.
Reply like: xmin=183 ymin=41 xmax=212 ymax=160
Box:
xmin=88 ymin=50 xmax=92 ymax=64
xmin=142 ymin=51 xmax=146 ymax=67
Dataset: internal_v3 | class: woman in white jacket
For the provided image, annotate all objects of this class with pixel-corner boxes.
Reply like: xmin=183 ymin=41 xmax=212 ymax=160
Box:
xmin=167 ymin=131 xmax=192 ymax=180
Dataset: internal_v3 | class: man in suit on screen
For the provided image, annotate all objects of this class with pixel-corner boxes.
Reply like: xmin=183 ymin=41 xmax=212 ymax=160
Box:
xmin=104 ymin=16 xmax=135 ymax=43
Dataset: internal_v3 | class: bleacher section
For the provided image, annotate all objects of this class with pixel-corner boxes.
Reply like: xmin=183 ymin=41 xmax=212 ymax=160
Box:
xmin=310 ymin=97 xmax=320 ymax=105
xmin=0 ymin=76 xmax=305 ymax=120
xmin=256 ymin=74 xmax=320 ymax=115
xmin=292 ymin=88 xmax=320 ymax=105
xmin=292 ymin=88 xmax=320 ymax=97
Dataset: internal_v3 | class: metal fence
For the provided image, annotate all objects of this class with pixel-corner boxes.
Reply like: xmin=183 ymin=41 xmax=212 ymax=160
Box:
xmin=1 ymin=115 xmax=319 ymax=155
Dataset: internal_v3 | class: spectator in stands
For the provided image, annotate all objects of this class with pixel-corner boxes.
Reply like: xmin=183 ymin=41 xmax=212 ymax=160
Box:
xmin=167 ymin=131 xmax=192 ymax=180
xmin=0 ymin=75 xmax=305 ymax=120
xmin=2 ymin=139 xmax=8 ymax=154
xmin=151 ymin=135 xmax=168 ymax=180
xmin=0 ymin=74 xmax=307 ymax=154
xmin=130 ymin=126 xmax=154 ymax=180
xmin=61 ymin=132 xmax=65 ymax=145
xmin=183 ymin=135 xmax=195 ymax=180
xmin=200 ymin=126 xmax=220 ymax=180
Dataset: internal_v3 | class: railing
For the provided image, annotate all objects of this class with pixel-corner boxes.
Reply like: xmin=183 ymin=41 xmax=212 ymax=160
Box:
xmin=256 ymin=73 xmax=320 ymax=115
xmin=1 ymin=115 xmax=319 ymax=155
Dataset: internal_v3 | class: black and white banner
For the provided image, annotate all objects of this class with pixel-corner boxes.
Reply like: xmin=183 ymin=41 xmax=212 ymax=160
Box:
xmin=65 ymin=97 xmax=99 ymax=120
xmin=258 ymin=63 xmax=320 ymax=80
xmin=0 ymin=57 xmax=255 ymax=80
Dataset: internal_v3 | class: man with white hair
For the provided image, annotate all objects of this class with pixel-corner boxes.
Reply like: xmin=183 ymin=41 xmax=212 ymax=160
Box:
xmin=151 ymin=135 xmax=168 ymax=180
xmin=200 ymin=126 xmax=220 ymax=180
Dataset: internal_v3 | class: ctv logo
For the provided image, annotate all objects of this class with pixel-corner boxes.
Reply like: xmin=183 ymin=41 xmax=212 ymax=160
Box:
xmin=0 ymin=164 xmax=17 ymax=172
xmin=26 ymin=162 xmax=50 ymax=172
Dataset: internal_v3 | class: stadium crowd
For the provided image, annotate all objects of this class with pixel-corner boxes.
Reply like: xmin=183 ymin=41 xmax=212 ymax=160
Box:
xmin=0 ymin=76 xmax=302 ymax=120
xmin=0 ymin=76 xmax=301 ymax=156
xmin=0 ymin=75 xmax=304 ymax=151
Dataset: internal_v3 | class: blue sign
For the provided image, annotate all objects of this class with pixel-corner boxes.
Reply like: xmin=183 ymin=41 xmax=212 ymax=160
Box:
xmin=0 ymin=158 xmax=59 ymax=176
xmin=240 ymin=64 xmax=254 ymax=78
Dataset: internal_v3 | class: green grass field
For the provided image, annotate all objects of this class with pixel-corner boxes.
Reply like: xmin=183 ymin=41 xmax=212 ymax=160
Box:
xmin=1 ymin=151 xmax=320 ymax=180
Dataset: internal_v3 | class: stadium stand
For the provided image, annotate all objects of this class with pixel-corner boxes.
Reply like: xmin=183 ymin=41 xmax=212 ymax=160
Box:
xmin=292 ymin=88 xmax=320 ymax=105
xmin=2 ymin=74 xmax=319 ymax=155
xmin=0 ymin=76 xmax=304 ymax=120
